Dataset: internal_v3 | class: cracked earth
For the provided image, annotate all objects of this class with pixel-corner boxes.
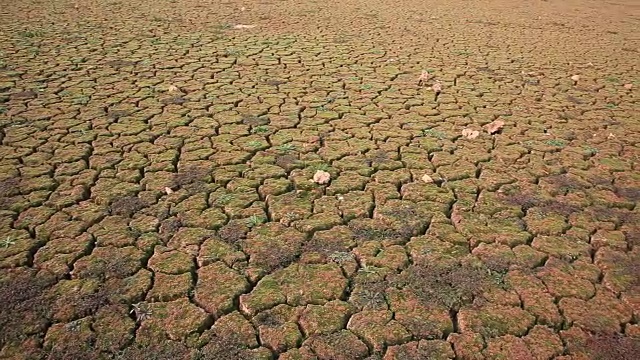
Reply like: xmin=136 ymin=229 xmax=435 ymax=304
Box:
xmin=1 ymin=0 xmax=639 ymax=359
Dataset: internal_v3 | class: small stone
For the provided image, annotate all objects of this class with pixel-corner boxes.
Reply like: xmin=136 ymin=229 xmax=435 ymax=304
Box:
xmin=462 ymin=128 xmax=480 ymax=139
xmin=313 ymin=170 xmax=331 ymax=185
xmin=417 ymin=70 xmax=431 ymax=85
xmin=233 ymin=24 xmax=256 ymax=29
xmin=484 ymin=120 xmax=505 ymax=135
xmin=421 ymin=174 xmax=434 ymax=183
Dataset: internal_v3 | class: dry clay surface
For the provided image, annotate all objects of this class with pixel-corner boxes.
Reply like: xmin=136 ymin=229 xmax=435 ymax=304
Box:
xmin=1 ymin=0 xmax=639 ymax=359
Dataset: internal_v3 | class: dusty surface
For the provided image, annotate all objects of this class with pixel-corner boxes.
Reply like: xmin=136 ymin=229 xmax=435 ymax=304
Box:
xmin=1 ymin=0 xmax=639 ymax=359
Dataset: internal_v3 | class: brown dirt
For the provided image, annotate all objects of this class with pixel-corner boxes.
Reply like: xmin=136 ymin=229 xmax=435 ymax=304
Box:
xmin=1 ymin=0 xmax=639 ymax=358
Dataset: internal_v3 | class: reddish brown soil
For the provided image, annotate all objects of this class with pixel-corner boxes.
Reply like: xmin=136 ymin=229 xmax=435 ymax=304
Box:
xmin=1 ymin=0 xmax=639 ymax=358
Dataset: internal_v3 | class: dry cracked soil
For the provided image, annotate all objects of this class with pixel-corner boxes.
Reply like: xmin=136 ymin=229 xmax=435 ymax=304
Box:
xmin=0 ymin=0 xmax=639 ymax=359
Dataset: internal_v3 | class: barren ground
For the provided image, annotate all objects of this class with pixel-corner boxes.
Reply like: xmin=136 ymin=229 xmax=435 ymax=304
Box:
xmin=1 ymin=0 xmax=639 ymax=359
